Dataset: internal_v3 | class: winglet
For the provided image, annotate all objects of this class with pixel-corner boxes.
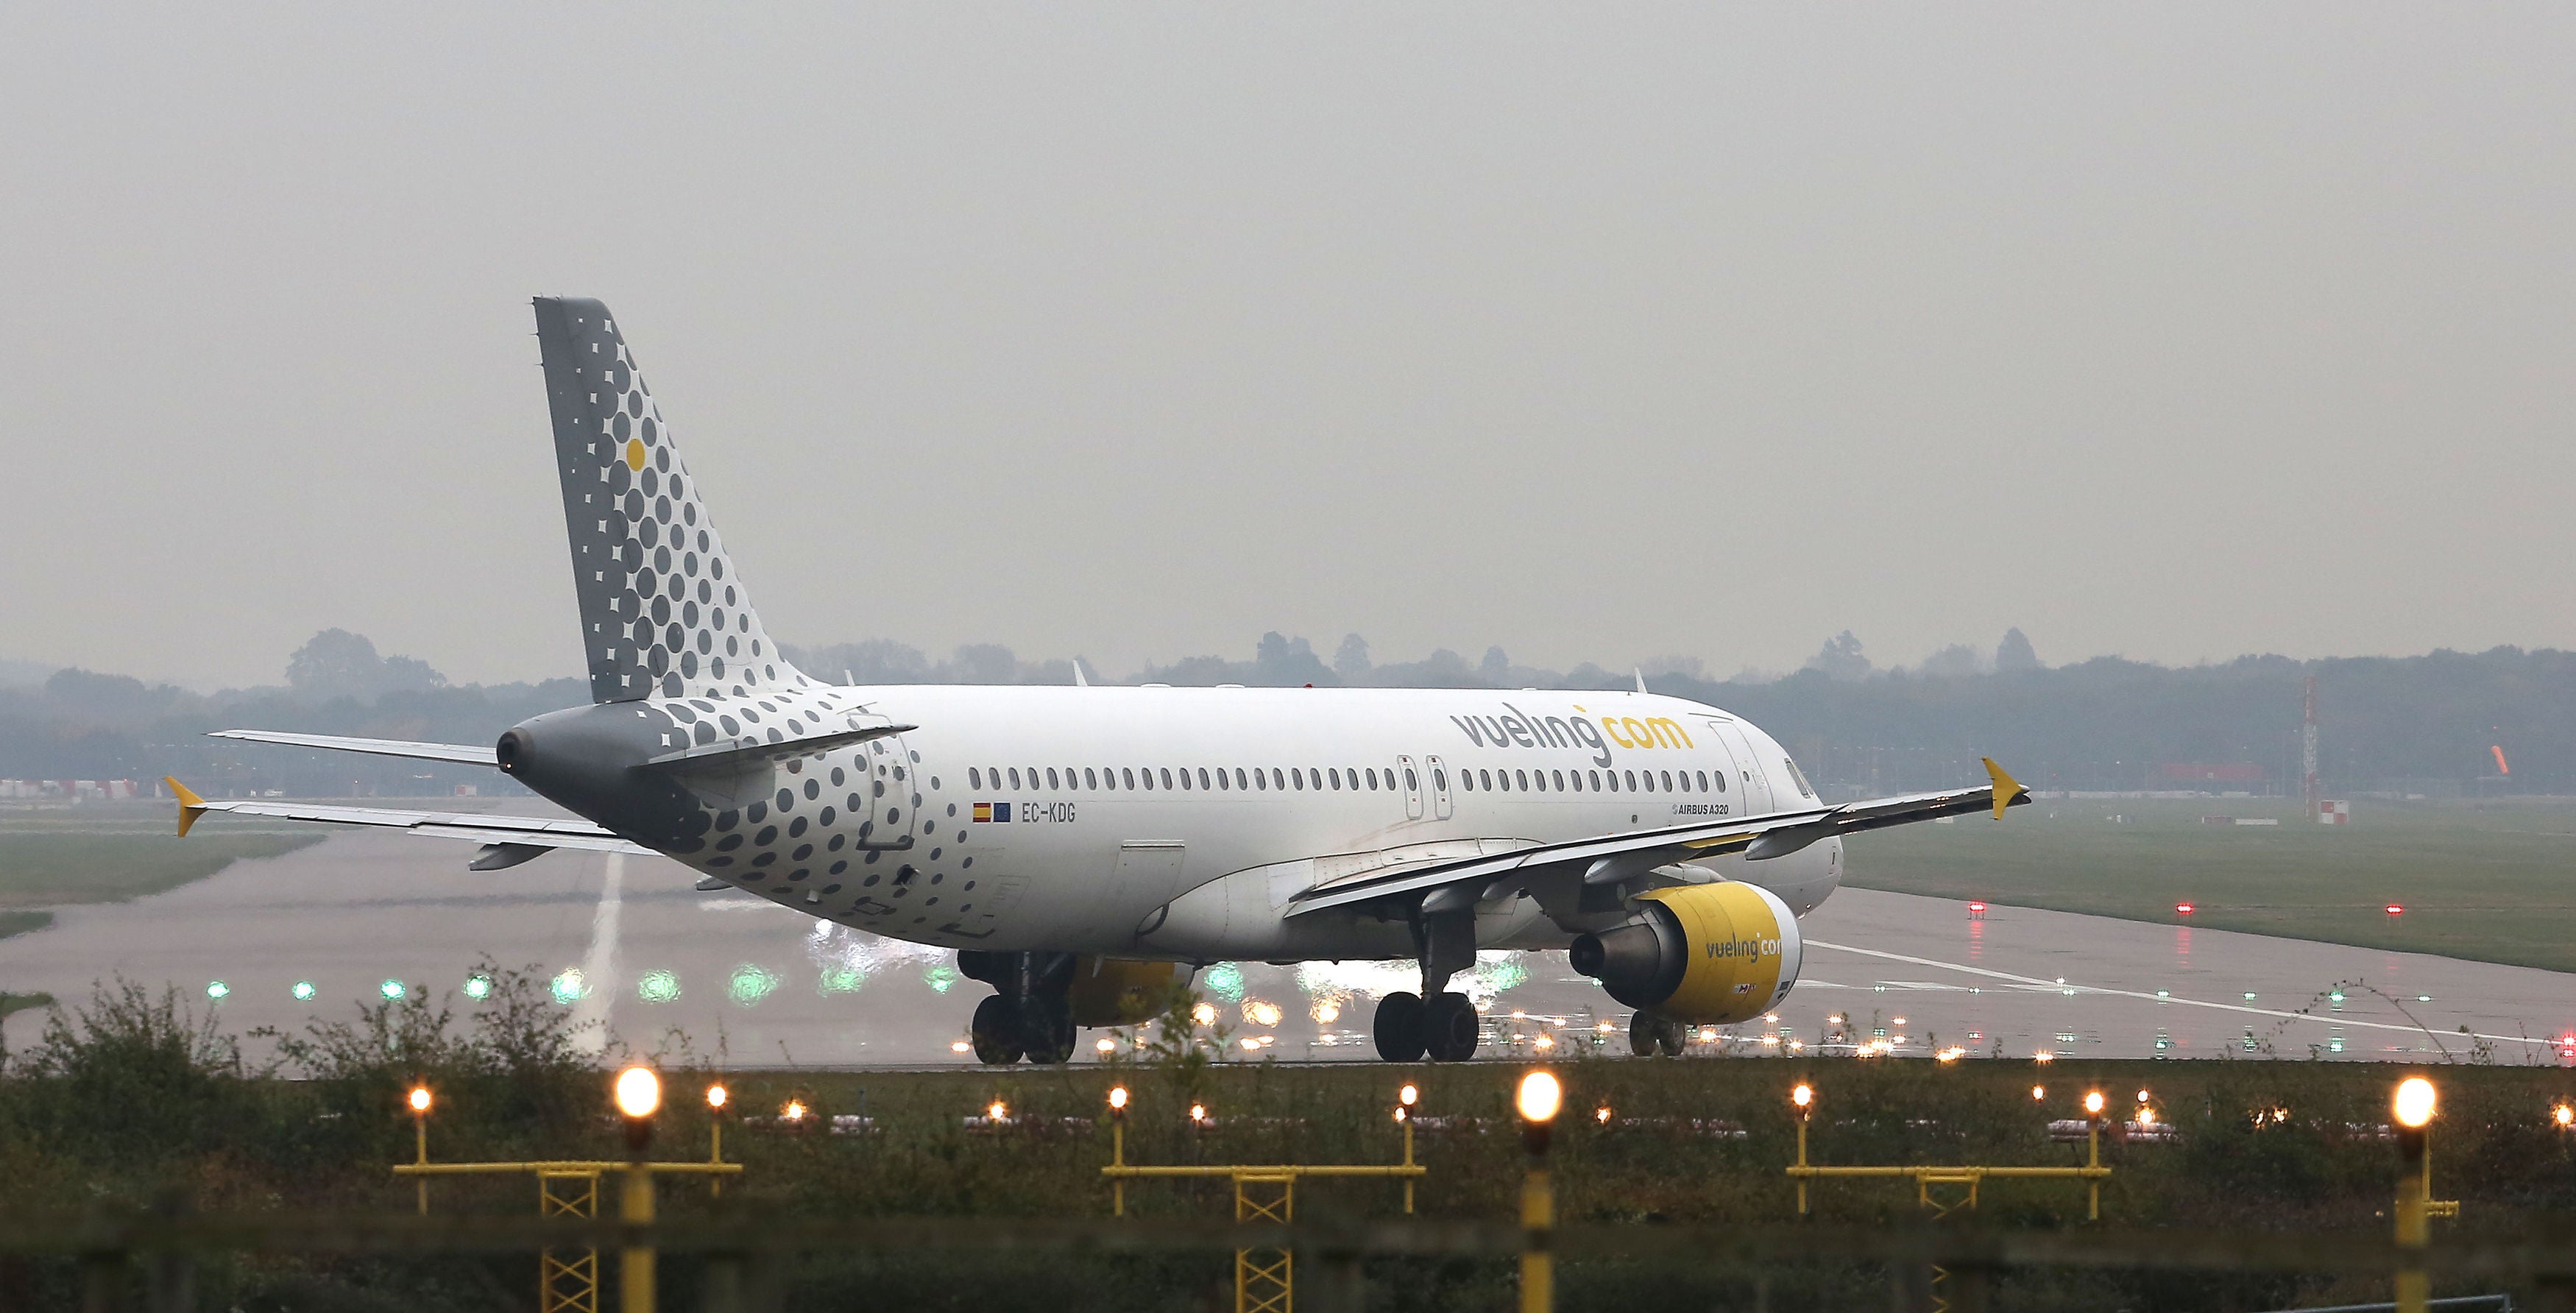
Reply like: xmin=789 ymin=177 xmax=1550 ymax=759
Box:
xmin=1981 ymin=757 xmax=2028 ymax=820
xmin=165 ymin=776 xmax=208 ymax=838
xmin=1635 ymin=668 xmax=1648 ymax=694
xmin=1073 ymin=659 xmax=1089 ymax=688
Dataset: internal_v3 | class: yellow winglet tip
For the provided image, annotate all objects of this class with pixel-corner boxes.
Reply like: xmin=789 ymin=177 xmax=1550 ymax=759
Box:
xmin=1981 ymin=757 xmax=2027 ymax=820
xmin=165 ymin=776 xmax=207 ymax=837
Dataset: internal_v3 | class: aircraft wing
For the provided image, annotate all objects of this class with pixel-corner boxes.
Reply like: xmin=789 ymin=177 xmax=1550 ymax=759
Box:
xmin=1284 ymin=757 xmax=2030 ymax=917
xmin=208 ymin=729 xmax=498 ymax=765
xmin=164 ymin=776 xmax=654 ymax=869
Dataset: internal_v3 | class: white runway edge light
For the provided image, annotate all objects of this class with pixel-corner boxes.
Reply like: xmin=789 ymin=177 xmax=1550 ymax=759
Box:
xmin=615 ymin=1066 xmax=664 ymax=1120
xmin=2394 ymin=1077 xmax=2437 ymax=1130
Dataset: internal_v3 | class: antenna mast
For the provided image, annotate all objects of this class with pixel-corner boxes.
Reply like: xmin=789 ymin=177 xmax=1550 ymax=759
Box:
xmin=2300 ymin=676 xmax=2319 ymax=812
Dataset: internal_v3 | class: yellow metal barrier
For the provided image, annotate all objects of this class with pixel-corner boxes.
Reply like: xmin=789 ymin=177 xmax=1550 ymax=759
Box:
xmin=1785 ymin=1083 xmax=2114 ymax=1313
xmin=1101 ymin=1090 xmax=1427 ymax=1313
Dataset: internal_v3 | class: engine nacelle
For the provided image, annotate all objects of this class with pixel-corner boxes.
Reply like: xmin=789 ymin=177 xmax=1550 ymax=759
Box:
xmin=1568 ymin=881 xmax=1802 ymax=1025
xmin=1066 ymin=957 xmax=1192 ymax=1027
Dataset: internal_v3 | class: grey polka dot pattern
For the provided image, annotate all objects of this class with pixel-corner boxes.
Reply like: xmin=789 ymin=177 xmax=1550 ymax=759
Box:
xmin=533 ymin=297 xmax=804 ymax=705
xmin=532 ymin=299 xmax=1000 ymax=946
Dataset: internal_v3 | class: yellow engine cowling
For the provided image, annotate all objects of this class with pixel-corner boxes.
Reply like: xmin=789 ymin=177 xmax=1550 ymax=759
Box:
xmin=1066 ymin=957 xmax=1192 ymax=1027
xmin=1567 ymin=881 xmax=1803 ymax=1025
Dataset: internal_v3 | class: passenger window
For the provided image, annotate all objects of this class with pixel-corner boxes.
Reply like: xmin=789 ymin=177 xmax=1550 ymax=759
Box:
xmin=1008 ymin=768 xmax=1022 ymax=790
xmin=1272 ymin=768 xmax=1287 ymax=790
xmin=1214 ymin=768 xmax=1229 ymax=790
xmin=1553 ymin=770 xmax=1566 ymax=790
xmin=1235 ymin=768 xmax=1249 ymax=790
xmin=1626 ymin=770 xmax=1638 ymax=790
xmin=1197 ymin=767 xmax=1211 ymax=790
xmin=1660 ymin=771 xmax=1673 ymax=791
xmin=1161 ymin=768 xmax=1175 ymax=790
xmin=1404 ymin=768 xmax=1418 ymax=791
xmin=969 ymin=767 xmax=982 ymax=790
xmin=1366 ymin=768 xmax=1379 ymax=790
xmin=1046 ymin=768 xmax=1060 ymax=790
xmin=1513 ymin=769 xmax=1527 ymax=790
xmin=1432 ymin=768 xmax=1447 ymax=791
xmin=1291 ymin=769 xmax=1304 ymax=791
xmin=1078 ymin=767 xmax=1092 ymax=789
xmin=1307 ymin=768 xmax=1320 ymax=790
xmin=1328 ymin=768 xmax=1341 ymax=790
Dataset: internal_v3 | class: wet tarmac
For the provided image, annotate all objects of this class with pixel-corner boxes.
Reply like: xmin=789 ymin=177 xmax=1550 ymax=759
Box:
xmin=2 ymin=821 xmax=2569 ymax=1068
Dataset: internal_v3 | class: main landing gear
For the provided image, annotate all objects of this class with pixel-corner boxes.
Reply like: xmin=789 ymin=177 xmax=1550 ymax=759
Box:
xmin=958 ymin=949 xmax=1077 ymax=1066
xmin=1373 ymin=905 xmax=1481 ymax=1063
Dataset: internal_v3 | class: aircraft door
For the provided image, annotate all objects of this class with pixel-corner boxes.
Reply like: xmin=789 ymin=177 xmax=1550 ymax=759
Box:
xmin=860 ymin=733 xmax=921 ymax=850
xmin=1398 ymin=755 xmax=1424 ymax=820
xmin=1704 ymin=721 xmax=1777 ymax=816
xmin=1424 ymin=754 xmax=1456 ymax=821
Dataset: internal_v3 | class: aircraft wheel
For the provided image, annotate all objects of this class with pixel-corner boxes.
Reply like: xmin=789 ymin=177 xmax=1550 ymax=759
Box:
xmin=1019 ymin=993 xmax=1077 ymax=1065
xmin=1373 ymin=991 xmax=1426 ymax=1062
xmin=1659 ymin=1016 xmax=1691 ymax=1056
xmin=1423 ymin=991 xmax=1479 ymax=1062
xmin=969 ymin=994 xmax=1024 ymax=1065
xmin=1628 ymin=1009 xmax=1661 ymax=1058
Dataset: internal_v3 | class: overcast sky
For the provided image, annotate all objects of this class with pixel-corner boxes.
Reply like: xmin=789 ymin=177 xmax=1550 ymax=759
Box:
xmin=3 ymin=6 xmax=2570 ymax=689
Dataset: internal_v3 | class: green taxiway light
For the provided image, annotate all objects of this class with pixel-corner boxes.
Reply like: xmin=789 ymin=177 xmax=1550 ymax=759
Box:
xmin=291 ymin=980 xmax=316 ymax=1002
xmin=205 ymin=981 xmax=229 ymax=1000
xmin=463 ymin=974 xmax=493 ymax=1000
xmin=379 ymin=979 xmax=406 ymax=1000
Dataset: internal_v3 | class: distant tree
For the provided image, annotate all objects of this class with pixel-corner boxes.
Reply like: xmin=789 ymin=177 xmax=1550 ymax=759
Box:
xmin=1804 ymin=631 xmax=1873 ymax=682
xmin=1332 ymin=634 xmax=1371 ymax=678
xmin=1917 ymin=644 xmax=1986 ymax=678
xmin=1995 ymin=627 xmax=2043 ymax=673
xmin=1480 ymin=646 xmax=1510 ymax=679
xmin=1420 ymin=648 xmax=1473 ymax=685
xmin=285 ymin=629 xmax=446 ymax=701
xmin=1251 ymin=632 xmax=1334 ymax=686
xmin=950 ymin=644 xmax=1019 ymax=684
xmin=43 ymin=668 xmax=166 ymax=720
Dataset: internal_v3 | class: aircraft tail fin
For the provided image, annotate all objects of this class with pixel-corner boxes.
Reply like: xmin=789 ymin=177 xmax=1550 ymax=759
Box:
xmin=531 ymin=297 xmax=805 ymax=703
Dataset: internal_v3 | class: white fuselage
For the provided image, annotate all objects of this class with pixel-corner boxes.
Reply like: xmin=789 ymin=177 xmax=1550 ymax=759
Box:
xmin=678 ymin=683 xmax=1842 ymax=963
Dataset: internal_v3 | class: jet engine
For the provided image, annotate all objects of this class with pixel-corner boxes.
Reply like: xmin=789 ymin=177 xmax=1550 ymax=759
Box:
xmin=1568 ymin=882 xmax=1803 ymax=1025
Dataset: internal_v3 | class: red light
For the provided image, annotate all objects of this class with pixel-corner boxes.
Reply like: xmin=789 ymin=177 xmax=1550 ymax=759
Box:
xmin=1967 ymin=902 xmax=1986 ymax=914
xmin=2175 ymin=903 xmax=2194 ymax=915
xmin=2385 ymin=904 xmax=2405 ymax=916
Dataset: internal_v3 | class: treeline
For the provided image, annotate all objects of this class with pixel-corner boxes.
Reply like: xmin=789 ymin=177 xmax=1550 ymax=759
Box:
xmin=5 ymin=629 xmax=2567 ymax=798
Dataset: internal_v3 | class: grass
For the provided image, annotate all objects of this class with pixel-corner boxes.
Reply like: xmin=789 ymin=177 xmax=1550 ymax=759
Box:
xmin=0 ymin=804 xmax=323 ymax=938
xmin=1844 ymin=796 xmax=2576 ymax=972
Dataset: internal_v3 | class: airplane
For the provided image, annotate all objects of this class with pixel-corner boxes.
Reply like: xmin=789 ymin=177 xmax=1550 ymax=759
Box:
xmin=169 ymin=297 xmax=2029 ymax=1065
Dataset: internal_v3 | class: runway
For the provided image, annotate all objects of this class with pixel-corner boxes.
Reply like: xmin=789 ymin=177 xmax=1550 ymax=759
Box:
xmin=2 ymin=824 xmax=2568 ymax=1066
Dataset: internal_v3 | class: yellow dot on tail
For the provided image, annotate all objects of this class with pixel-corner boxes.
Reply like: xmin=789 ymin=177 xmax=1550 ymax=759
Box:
xmin=625 ymin=439 xmax=646 ymax=472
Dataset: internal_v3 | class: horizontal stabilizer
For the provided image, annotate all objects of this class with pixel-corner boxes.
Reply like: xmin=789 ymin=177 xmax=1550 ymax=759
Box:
xmin=208 ymin=729 xmax=497 ymax=766
xmin=640 ymin=723 xmax=916 ymax=774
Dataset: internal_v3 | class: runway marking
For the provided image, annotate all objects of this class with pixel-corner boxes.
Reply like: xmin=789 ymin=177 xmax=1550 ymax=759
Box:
xmin=1804 ymin=938 xmax=2553 ymax=1048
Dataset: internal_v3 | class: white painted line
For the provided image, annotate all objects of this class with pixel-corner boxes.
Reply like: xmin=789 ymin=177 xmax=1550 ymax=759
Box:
xmin=1804 ymin=938 xmax=2551 ymax=1048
